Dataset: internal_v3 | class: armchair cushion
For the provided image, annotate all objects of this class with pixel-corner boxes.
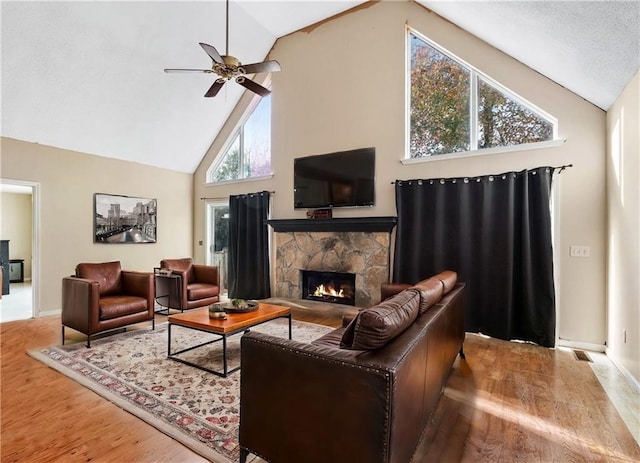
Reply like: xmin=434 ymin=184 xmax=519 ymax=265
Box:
xmin=76 ymin=261 xmax=122 ymax=296
xmin=100 ymin=295 xmax=148 ymax=320
xmin=340 ymin=288 xmax=420 ymax=350
xmin=187 ymin=283 xmax=218 ymax=300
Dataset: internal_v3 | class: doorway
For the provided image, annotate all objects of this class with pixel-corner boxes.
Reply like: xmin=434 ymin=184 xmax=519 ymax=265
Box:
xmin=206 ymin=201 xmax=229 ymax=297
xmin=0 ymin=179 xmax=40 ymax=322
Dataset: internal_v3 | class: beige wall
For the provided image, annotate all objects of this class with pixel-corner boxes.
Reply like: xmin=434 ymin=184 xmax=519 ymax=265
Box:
xmin=606 ymin=70 xmax=640 ymax=387
xmin=193 ymin=1 xmax=607 ymax=346
xmin=0 ymin=192 xmax=33 ymax=280
xmin=1 ymin=137 xmax=193 ymax=314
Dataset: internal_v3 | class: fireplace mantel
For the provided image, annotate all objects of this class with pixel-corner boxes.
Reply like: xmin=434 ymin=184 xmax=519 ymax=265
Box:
xmin=267 ymin=216 xmax=397 ymax=233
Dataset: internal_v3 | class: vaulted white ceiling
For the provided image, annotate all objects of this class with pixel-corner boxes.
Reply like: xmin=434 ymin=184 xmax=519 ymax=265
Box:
xmin=2 ymin=1 xmax=638 ymax=174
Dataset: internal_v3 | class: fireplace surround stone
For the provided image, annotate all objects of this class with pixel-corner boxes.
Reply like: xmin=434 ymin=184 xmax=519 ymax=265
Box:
xmin=273 ymin=231 xmax=391 ymax=307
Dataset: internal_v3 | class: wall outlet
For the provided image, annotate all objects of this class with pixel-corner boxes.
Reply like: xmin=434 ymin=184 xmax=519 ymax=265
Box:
xmin=570 ymin=245 xmax=591 ymax=257
xmin=623 ymin=329 xmax=627 ymax=344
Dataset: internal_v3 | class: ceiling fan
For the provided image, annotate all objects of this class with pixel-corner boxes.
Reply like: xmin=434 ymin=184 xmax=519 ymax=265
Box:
xmin=164 ymin=0 xmax=281 ymax=98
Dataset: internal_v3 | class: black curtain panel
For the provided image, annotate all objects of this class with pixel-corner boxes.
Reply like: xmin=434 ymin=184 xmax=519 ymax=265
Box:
xmin=228 ymin=191 xmax=271 ymax=300
xmin=393 ymin=166 xmax=559 ymax=347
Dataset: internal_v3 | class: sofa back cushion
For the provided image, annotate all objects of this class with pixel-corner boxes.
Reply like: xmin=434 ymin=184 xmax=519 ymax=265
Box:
xmin=340 ymin=288 xmax=420 ymax=350
xmin=76 ymin=261 xmax=122 ymax=296
xmin=411 ymin=277 xmax=444 ymax=315
xmin=435 ymin=270 xmax=458 ymax=294
xmin=161 ymin=258 xmax=194 ymax=283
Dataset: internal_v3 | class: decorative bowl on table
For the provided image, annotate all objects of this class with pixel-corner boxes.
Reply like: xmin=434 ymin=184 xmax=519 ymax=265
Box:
xmin=223 ymin=299 xmax=259 ymax=313
xmin=208 ymin=303 xmax=228 ymax=320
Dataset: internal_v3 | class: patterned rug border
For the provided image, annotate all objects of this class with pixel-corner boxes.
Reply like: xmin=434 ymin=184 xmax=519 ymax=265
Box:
xmin=27 ymin=319 xmax=332 ymax=462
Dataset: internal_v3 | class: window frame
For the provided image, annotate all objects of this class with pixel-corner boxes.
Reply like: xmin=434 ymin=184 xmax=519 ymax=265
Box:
xmin=206 ymin=86 xmax=273 ymax=185
xmin=405 ymin=27 xmax=561 ymax=162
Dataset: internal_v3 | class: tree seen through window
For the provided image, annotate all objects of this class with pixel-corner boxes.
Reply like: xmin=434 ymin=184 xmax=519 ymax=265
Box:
xmin=209 ymin=95 xmax=271 ymax=182
xmin=409 ymin=31 xmax=554 ymax=158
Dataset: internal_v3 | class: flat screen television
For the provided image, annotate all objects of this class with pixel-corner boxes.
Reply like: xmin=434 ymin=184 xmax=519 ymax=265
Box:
xmin=294 ymin=147 xmax=375 ymax=209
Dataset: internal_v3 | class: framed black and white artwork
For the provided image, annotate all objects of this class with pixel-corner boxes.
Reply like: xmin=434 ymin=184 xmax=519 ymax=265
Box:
xmin=94 ymin=193 xmax=157 ymax=243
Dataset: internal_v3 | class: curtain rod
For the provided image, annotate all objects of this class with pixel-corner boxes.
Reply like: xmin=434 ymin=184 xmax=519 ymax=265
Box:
xmin=200 ymin=190 xmax=275 ymax=201
xmin=390 ymin=164 xmax=573 ymax=184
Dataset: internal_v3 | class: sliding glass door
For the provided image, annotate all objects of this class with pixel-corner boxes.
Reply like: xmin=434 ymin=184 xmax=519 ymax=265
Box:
xmin=206 ymin=201 xmax=229 ymax=296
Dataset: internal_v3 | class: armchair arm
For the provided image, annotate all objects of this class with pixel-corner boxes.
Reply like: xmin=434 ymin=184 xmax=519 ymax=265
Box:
xmin=61 ymin=276 xmax=100 ymax=333
xmin=192 ymin=264 xmax=220 ymax=286
xmin=240 ymin=332 xmax=390 ymax=463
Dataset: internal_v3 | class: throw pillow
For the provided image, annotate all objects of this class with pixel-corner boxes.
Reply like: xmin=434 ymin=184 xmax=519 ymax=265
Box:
xmin=340 ymin=288 xmax=420 ymax=350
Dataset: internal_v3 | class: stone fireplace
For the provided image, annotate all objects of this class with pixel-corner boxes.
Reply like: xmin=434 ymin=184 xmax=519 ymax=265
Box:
xmin=269 ymin=217 xmax=397 ymax=308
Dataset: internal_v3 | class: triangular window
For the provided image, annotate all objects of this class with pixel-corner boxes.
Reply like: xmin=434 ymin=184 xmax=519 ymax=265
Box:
xmin=477 ymin=77 xmax=553 ymax=149
xmin=409 ymin=30 xmax=556 ymax=158
xmin=208 ymin=94 xmax=272 ymax=183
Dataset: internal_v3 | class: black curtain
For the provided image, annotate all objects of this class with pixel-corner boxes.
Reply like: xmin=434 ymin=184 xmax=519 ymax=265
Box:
xmin=228 ymin=191 xmax=271 ymax=300
xmin=393 ymin=167 xmax=558 ymax=347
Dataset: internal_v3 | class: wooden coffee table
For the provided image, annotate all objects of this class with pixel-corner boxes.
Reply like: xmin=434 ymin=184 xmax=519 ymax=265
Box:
xmin=167 ymin=302 xmax=291 ymax=377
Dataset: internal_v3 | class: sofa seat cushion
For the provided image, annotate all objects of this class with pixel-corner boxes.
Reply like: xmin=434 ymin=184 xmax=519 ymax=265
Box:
xmin=340 ymin=288 xmax=420 ymax=350
xmin=411 ymin=277 xmax=444 ymax=315
xmin=187 ymin=283 xmax=218 ymax=301
xmin=99 ymin=295 xmax=148 ymax=320
xmin=312 ymin=326 xmax=347 ymax=348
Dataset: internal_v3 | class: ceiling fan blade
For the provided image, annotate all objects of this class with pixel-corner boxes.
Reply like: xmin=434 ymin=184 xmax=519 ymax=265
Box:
xmin=205 ymin=79 xmax=226 ymax=98
xmin=199 ymin=42 xmax=224 ymax=64
xmin=164 ymin=68 xmax=213 ymax=73
xmin=235 ymin=76 xmax=271 ymax=97
xmin=240 ymin=60 xmax=282 ymax=75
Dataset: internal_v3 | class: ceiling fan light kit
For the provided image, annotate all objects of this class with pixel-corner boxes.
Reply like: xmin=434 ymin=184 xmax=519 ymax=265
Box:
xmin=164 ymin=0 xmax=281 ymax=98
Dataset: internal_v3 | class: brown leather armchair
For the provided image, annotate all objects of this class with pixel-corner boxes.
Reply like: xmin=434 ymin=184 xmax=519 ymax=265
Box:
xmin=61 ymin=261 xmax=155 ymax=347
xmin=155 ymin=258 xmax=220 ymax=314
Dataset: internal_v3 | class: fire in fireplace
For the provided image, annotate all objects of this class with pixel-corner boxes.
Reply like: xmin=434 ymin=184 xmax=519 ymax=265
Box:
xmin=301 ymin=270 xmax=356 ymax=306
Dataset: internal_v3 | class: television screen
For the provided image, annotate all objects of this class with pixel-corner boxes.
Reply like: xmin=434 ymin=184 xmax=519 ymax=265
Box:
xmin=294 ymin=147 xmax=375 ymax=209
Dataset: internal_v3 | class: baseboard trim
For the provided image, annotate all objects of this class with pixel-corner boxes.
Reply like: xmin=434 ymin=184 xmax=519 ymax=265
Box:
xmin=605 ymin=349 xmax=640 ymax=394
xmin=556 ymin=338 xmax=606 ymax=353
xmin=38 ymin=309 xmax=61 ymax=318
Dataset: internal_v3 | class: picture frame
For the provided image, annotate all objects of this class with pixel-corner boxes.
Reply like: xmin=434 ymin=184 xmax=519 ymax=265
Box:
xmin=306 ymin=208 xmax=333 ymax=219
xmin=94 ymin=193 xmax=157 ymax=243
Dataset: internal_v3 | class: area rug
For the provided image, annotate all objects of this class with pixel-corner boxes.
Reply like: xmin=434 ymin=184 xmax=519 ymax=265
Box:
xmin=28 ymin=318 xmax=333 ymax=463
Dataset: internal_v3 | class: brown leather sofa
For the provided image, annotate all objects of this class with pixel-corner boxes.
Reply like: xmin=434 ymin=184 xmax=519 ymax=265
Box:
xmin=61 ymin=261 xmax=155 ymax=347
xmin=156 ymin=258 xmax=220 ymax=313
xmin=239 ymin=270 xmax=466 ymax=463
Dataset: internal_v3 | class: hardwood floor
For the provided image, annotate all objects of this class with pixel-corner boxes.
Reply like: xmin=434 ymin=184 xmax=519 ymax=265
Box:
xmin=2 ymin=310 xmax=638 ymax=462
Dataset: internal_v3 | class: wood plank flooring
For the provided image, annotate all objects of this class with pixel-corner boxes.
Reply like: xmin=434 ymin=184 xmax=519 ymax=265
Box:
xmin=1 ymin=310 xmax=638 ymax=462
